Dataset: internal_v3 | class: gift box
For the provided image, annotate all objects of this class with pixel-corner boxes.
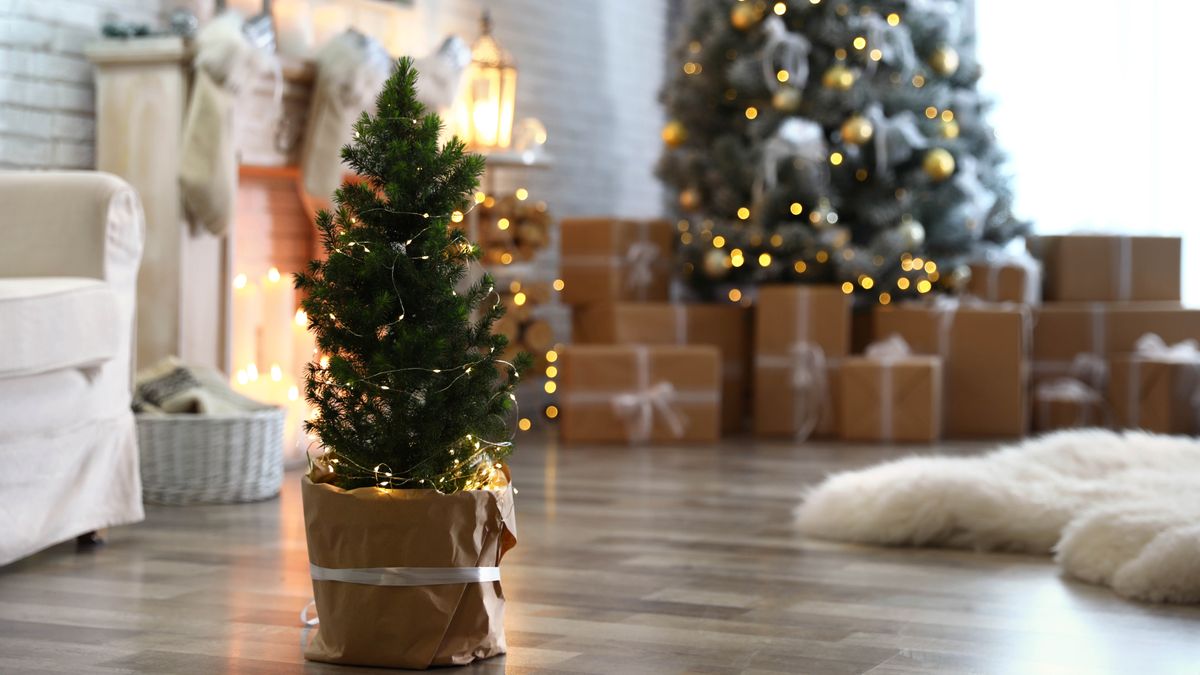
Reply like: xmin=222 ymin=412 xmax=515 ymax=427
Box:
xmin=1032 ymin=378 xmax=1106 ymax=432
xmin=967 ymin=258 xmax=1040 ymax=305
xmin=573 ymin=302 xmax=750 ymax=432
xmin=1029 ymin=234 xmax=1181 ymax=302
xmin=753 ymin=285 xmax=852 ymax=438
xmin=873 ymin=302 xmax=1030 ymax=438
xmin=1031 ymin=305 xmax=1200 ymax=384
xmin=559 ymin=218 xmax=674 ymax=305
xmin=302 ymin=475 xmax=516 ymax=668
xmin=837 ymin=349 xmax=942 ymax=443
xmin=559 ymin=344 xmax=720 ymax=444
xmin=1107 ymin=335 xmax=1200 ymax=435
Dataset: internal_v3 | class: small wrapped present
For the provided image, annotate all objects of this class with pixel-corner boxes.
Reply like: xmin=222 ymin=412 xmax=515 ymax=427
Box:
xmin=1108 ymin=333 xmax=1200 ymax=435
xmin=1032 ymin=376 xmax=1107 ymax=432
xmin=967 ymin=251 xmax=1041 ymax=305
xmin=573 ymin=302 xmax=750 ymax=433
xmin=837 ymin=335 xmax=942 ymax=443
xmin=873 ymin=299 xmax=1031 ymax=438
xmin=1029 ymin=234 xmax=1181 ymax=302
xmin=559 ymin=218 xmax=674 ymax=305
xmin=559 ymin=344 xmax=720 ymax=444
xmin=753 ymin=285 xmax=852 ymax=438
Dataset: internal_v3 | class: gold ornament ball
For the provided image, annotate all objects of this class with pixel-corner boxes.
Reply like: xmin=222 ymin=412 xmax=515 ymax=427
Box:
xmin=923 ymin=148 xmax=956 ymax=181
xmin=929 ymin=45 xmax=960 ymax=76
xmin=945 ymin=264 xmax=972 ymax=291
xmin=730 ymin=1 xmax=765 ymax=30
xmin=679 ymin=188 xmax=700 ymax=211
xmin=821 ymin=64 xmax=856 ymax=91
xmin=662 ymin=120 xmax=687 ymax=148
xmin=941 ymin=119 xmax=960 ymax=139
xmin=703 ymin=248 xmax=729 ymax=278
xmin=772 ymin=86 xmax=802 ymax=112
xmin=840 ymin=115 xmax=874 ymax=145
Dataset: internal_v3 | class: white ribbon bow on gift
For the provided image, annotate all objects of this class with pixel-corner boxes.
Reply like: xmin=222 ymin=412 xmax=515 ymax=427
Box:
xmin=788 ymin=342 xmax=828 ymax=442
xmin=863 ymin=334 xmax=912 ymax=442
xmin=612 ymin=381 xmax=686 ymax=444
xmin=1135 ymin=333 xmax=1200 ymax=362
xmin=624 ymin=241 xmax=661 ymax=297
xmin=1034 ymin=352 xmax=1109 ymax=428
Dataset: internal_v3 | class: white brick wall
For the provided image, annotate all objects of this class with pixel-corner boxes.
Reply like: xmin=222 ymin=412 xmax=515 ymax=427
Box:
xmin=0 ymin=0 xmax=160 ymax=169
xmin=0 ymin=0 xmax=669 ymax=217
xmin=430 ymin=0 xmax=668 ymax=219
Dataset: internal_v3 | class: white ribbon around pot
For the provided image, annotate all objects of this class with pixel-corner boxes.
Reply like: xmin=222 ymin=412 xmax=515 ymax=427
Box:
xmin=301 ymin=564 xmax=502 ymax=627
xmin=863 ymin=334 xmax=912 ymax=442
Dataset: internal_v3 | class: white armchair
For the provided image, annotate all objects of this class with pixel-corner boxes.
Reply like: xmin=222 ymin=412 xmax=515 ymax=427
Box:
xmin=0 ymin=171 xmax=146 ymax=565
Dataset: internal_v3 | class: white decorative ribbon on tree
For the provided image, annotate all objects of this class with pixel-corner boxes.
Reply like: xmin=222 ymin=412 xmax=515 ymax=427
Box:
xmin=863 ymin=334 xmax=913 ymax=442
xmin=756 ymin=118 xmax=828 ymax=213
xmin=865 ymin=104 xmax=927 ymax=174
xmin=760 ymin=16 xmax=810 ymax=92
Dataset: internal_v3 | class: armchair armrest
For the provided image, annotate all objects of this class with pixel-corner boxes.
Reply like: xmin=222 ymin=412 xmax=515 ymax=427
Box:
xmin=0 ymin=171 xmax=144 ymax=296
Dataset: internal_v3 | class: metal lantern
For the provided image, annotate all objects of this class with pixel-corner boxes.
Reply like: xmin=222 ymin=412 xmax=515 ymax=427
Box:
xmin=455 ymin=11 xmax=517 ymax=150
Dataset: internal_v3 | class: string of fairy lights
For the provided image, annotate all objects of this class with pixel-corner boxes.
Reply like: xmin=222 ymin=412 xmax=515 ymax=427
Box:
xmin=665 ymin=0 xmax=976 ymax=306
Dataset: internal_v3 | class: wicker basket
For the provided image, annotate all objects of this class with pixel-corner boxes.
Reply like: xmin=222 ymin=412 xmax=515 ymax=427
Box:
xmin=136 ymin=406 xmax=286 ymax=505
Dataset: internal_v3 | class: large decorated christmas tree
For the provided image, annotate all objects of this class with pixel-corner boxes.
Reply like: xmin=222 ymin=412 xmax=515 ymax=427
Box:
xmin=296 ymin=57 xmax=530 ymax=492
xmin=658 ymin=0 xmax=1025 ymax=302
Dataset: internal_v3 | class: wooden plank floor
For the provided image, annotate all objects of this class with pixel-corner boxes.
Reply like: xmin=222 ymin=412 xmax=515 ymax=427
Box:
xmin=2 ymin=435 xmax=1199 ymax=674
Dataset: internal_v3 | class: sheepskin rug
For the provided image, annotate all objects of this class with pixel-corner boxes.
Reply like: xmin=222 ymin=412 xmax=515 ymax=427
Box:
xmin=796 ymin=429 xmax=1200 ymax=603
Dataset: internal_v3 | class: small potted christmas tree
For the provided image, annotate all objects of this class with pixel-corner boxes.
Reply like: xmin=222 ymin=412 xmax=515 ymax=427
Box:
xmin=296 ymin=57 xmax=528 ymax=669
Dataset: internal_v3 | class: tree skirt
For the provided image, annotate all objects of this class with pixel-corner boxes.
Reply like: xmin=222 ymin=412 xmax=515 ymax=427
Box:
xmin=796 ymin=429 xmax=1200 ymax=603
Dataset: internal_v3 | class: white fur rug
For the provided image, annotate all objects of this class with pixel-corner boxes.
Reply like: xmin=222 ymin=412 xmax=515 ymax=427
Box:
xmin=796 ymin=429 xmax=1200 ymax=603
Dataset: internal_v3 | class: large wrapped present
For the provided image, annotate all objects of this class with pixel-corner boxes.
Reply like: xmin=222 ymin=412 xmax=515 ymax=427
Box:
xmin=1031 ymin=304 xmax=1200 ymax=385
xmin=753 ymin=285 xmax=852 ymax=438
xmin=1108 ymin=334 xmax=1200 ymax=435
xmin=573 ymin=302 xmax=750 ymax=432
xmin=559 ymin=218 xmax=674 ymax=305
xmin=837 ymin=335 xmax=942 ymax=443
xmin=1029 ymin=234 xmax=1181 ymax=302
xmin=873 ymin=300 xmax=1030 ymax=438
xmin=302 ymin=474 xmax=517 ymax=668
xmin=559 ymin=344 xmax=720 ymax=444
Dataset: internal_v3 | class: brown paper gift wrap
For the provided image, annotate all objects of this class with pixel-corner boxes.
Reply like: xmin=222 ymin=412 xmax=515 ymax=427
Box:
xmin=1032 ymin=378 xmax=1106 ymax=432
xmin=559 ymin=218 xmax=674 ymax=305
xmin=1029 ymin=234 xmax=1181 ymax=302
xmin=873 ymin=303 xmax=1030 ymax=438
xmin=1031 ymin=304 xmax=1200 ymax=384
xmin=580 ymin=302 xmax=750 ymax=433
xmin=301 ymin=476 xmax=516 ymax=669
xmin=838 ymin=355 xmax=942 ymax=442
xmin=967 ymin=259 xmax=1040 ymax=305
xmin=753 ymin=285 xmax=852 ymax=438
xmin=559 ymin=344 xmax=720 ymax=444
xmin=1107 ymin=337 xmax=1200 ymax=434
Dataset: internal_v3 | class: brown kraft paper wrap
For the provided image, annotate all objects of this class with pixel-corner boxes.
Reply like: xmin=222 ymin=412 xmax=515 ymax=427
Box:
xmin=576 ymin=303 xmax=750 ymax=433
xmin=1029 ymin=234 xmax=1181 ymax=302
xmin=559 ymin=218 xmax=675 ymax=305
xmin=559 ymin=344 xmax=720 ymax=444
xmin=1107 ymin=335 xmax=1200 ymax=435
xmin=1031 ymin=304 xmax=1200 ymax=385
xmin=838 ymin=350 xmax=942 ymax=443
xmin=754 ymin=285 xmax=852 ymax=438
xmin=873 ymin=301 xmax=1030 ymax=438
xmin=967 ymin=259 xmax=1041 ymax=305
xmin=301 ymin=476 xmax=517 ymax=669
